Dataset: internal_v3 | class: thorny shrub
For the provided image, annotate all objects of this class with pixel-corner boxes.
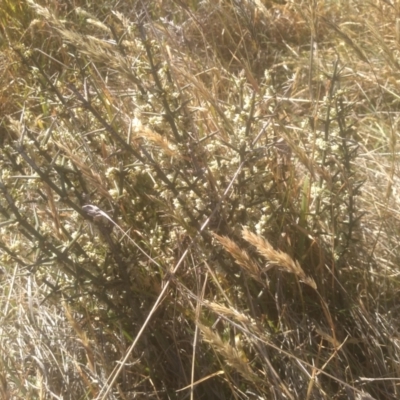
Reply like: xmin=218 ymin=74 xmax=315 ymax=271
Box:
xmin=1 ymin=0 xmax=400 ymax=399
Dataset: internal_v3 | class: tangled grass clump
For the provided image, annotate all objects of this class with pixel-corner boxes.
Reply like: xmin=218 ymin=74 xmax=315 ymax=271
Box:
xmin=1 ymin=0 xmax=400 ymax=399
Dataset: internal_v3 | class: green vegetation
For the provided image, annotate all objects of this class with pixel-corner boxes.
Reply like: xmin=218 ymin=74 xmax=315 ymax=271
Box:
xmin=1 ymin=0 xmax=400 ymax=398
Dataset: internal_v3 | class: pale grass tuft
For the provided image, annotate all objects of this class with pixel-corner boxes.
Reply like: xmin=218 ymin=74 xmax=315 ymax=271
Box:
xmin=27 ymin=0 xmax=140 ymax=79
xmin=205 ymin=299 xmax=258 ymax=328
xmin=133 ymin=125 xmax=180 ymax=159
xmin=242 ymin=227 xmax=317 ymax=289
xmin=198 ymin=323 xmax=258 ymax=384
xmin=213 ymin=233 xmax=263 ymax=283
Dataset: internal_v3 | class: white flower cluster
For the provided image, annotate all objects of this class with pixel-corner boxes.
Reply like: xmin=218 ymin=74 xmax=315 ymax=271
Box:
xmin=255 ymin=207 xmax=270 ymax=235
xmin=315 ymin=138 xmax=329 ymax=151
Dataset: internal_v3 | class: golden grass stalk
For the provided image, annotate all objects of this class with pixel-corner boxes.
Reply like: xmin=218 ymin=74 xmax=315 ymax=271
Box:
xmin=198 ymin=323 xmax=258 ymax=384
xmin=213 ymin=233 xmax=263 ymax=283
xmin=205 ymin=299 xmax=258 ymax=328
xmin=242 ymin=227 xmax=317 ymax=289
xmin=132 ymin=124 xmax=180 ymax=159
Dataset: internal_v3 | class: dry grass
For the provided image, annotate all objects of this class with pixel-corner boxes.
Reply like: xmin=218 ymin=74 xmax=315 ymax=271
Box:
xmin=1 ymin=0 xmax=400 ymax=398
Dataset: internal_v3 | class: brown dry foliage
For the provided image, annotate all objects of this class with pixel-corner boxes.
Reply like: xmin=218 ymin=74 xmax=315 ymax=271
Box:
xmin=1 ymin=0 xmax=400 ymax=399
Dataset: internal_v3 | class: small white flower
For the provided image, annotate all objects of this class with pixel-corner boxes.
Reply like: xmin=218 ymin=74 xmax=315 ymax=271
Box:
xmin=315 ymin=138 xmax=329 ymax=150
